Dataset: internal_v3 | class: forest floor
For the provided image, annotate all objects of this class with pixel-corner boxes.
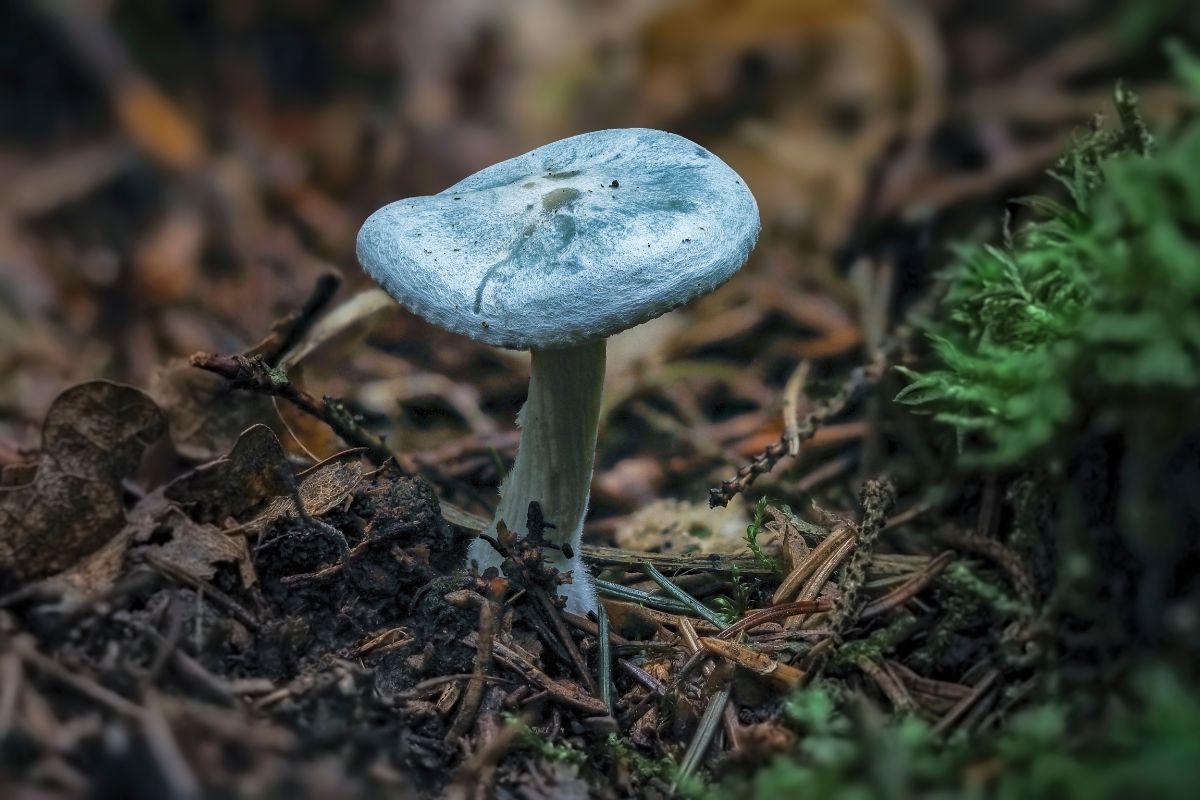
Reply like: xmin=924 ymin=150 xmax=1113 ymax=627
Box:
xmin=2 ymin=2 xmax=1198 ymax=798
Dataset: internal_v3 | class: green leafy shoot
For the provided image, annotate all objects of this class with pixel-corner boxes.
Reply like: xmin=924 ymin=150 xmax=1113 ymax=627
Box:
xmin=712 ymin=565 xmax=755 ymax=624
xmin=744 ymin=496 xmax=781 ymax=573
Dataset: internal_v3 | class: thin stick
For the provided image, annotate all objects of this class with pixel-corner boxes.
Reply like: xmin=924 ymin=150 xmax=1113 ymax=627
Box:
xmin=641 ymin=562 xmax=727 ymax=630
xmin=597 ymin=604 xmax=615 ymax=715
xmin=447 ymin=579 xmax=506 ymax=741
xmin=142 ymin=692 xmax=200 ymax=800
xmin=190 ymin=352 xmax=396 ymax=466
xmin=781 ymin=361 xmax=811 ymax=456
xmin=934 ymin=669 xmax=1001 ymax=736
xmin=718 ymin=599 xmax=833 ymax=640
xmin=470 ymin=635 xmax=607 ymax=716
xmin=673 ymin=681 xmax=732 ymax=791
xmin=857 ymin=656 xmax=915 ymax=712
xmin=13 ymin=636 xmax=144 ymax=719
xmin=709 ymin=354 xmax=887 ymax=507
xmin=532 ymin=585 xmax=598 ymax=696
xmin=861 ymin=551 xmax=954 ymax=620
xmin=772 ymin=525 xmax=855 ymax=605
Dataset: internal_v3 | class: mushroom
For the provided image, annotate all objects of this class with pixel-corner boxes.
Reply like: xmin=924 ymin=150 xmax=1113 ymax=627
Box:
xmin=357 ymin=128 xmax=760 ymax=613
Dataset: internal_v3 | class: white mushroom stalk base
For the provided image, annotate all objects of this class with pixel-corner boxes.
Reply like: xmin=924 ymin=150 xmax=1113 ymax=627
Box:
xmin=467 ymin=339 xmax=606 ymax=614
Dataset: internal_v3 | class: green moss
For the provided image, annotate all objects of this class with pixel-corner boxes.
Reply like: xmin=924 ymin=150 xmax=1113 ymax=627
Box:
xmin=896 ymin=47 xmax=1200 ymax=468
xmin=713 ymin=669 xmax=1200 ymax=800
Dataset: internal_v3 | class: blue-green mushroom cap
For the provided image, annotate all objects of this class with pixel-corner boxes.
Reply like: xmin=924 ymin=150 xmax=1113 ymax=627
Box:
xmin=356 ymin=128 xmax=761 ymax=349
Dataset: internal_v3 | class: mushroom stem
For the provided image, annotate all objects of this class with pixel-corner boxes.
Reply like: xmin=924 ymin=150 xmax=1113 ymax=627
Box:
xmin=468 ymin=339 xmax=606 ymax=613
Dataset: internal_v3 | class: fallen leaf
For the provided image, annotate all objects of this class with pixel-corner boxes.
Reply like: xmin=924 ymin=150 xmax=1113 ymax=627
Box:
xmin=164 ymin=424 xmax=291 ymax=523
xmin=151 ymin=360 xmax=275 ymax=462
xmin=127 ymin=491 xmax=246 ymax=582
xmin=243 ymin=447 xmax=366 ymax=534
xmin=0 ymin=381 xmax=165 ymax=583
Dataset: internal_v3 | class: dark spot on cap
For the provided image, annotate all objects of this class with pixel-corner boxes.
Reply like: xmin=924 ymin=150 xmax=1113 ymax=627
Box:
xmin=610 ymin=180 xmax=620 ymax=188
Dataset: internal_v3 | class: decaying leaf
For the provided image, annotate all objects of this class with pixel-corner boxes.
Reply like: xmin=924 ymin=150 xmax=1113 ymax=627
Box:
xmin=164 ymin=424 xmax=291 ymax=523
xmin=242 ymin=446 xmax=366 ymax=534
xmin=127 ymin=490 xmax=247 ymax=583
xmin=0 ymin=381 xmax=165 ymax=583
xmin=138 ymin=425 xmax=361 ymax=583
xmin=46 ymin=423 xmax=294 ymax=596
xmin=151 ymin=359 xmax=275 ymax=462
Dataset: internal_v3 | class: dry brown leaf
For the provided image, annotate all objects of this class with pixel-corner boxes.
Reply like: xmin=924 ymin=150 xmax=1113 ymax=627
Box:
xmin=127 ymin=492 xmax=246 ymax=582
xmin=47 ymin=426 xmax=356 ymax=598
xmin=164 ymin=424 xmax=291 ymax=523
xmin=46 ymin=425 xmax=290 ymax=597
xmin=242 ymin=448 xmax=366 ymax=535
xmin=151 ymin=360 xmax=275 ymax=462
xmin=0 ymin=381 xmax=165 ymax=583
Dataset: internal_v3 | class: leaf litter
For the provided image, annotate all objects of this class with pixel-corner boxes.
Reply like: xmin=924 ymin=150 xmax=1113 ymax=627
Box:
xmin=2 ymin=2 xmax=1191 ymax=798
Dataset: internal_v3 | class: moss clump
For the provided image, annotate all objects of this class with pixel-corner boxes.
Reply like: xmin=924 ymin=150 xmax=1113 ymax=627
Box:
xmin=896 ymin=45 xmax=1200 ymax=467
xmin=716 ymin=670 xmax=1200 ymax=800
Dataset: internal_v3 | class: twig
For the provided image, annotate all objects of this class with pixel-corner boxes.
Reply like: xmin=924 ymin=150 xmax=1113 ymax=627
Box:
xmin=857 ymin=656 xmax=915 ymax=713
xmin=717 ymin=599 xmax=834 ymax=640
xmin=934 ymin=668 xmax=1002 ymax=736
xmin=781 ymin=361 xmax=812 ymax=456
xmin=256 ymin=273 xmax=342 ymax=367
xmin=146 ymin=593 xmax=185 ymax=685
xmin=860 ymin=551 xmax=955 ymax=620
xmin=700 ymin=638 xmax=805 ymax=688
xmin=142 ymin=692 xmax=200 ymax=800
xmin=788 ymin=535 xmax=858 ymax=627
xmin=468 ymin=634 xmax=607 ymax=716
xmin=618 ymin=647 xmax=711 ymax=730
xmin=583 ymin=546 xmax=777 ymax=576
xmin=933 ymin=527 xmax=1038 ymax=605
xmin=448 ymin=576 xmax=507 ymax=741
xmin=12 ymin=635 xmax=144 ymax=719
xmin=189 ymin=352 xmax=395 ymax=466
xmin=773 ymin=524 xmax=855 ymax=605
xmin=887 ymin=661 xmax=970 ymax=703
xmin=0 ymin=653 xmax=22 ymax=741
xmin=561 ymin=611 xmax=630 ymax=647
xmin=142 ymin=553 xmax=261 ymax=632
xmin=673 ymin=679 xmax=732 ymax=792
xmin=393 ymin=674 xmax=512 ymax=700
xmin=127 ymin=617 xmax=236 ymax=706
xmin=161 ymin=695 xmax=295 ymax=751
xmin=444 ymin=720 xmax=523 ymax=800
xmin=594 ymin=579 xmax=696 ymax=616
xmin=617 ymin=659 xmax=667 ymax=697
xmin=531 ymin=586 xmax=598 ymax=696
xmin=709 ymin=354 xmax=887 ymax=507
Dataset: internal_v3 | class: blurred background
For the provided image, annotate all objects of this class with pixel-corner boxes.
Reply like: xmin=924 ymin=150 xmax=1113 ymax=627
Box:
xmin=0 ymin=0 xmax=1194 ymax=522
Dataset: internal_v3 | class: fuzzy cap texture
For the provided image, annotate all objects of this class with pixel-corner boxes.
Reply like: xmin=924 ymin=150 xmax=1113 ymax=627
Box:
xmin=356 ymin=128 xmax=761 ymax=349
